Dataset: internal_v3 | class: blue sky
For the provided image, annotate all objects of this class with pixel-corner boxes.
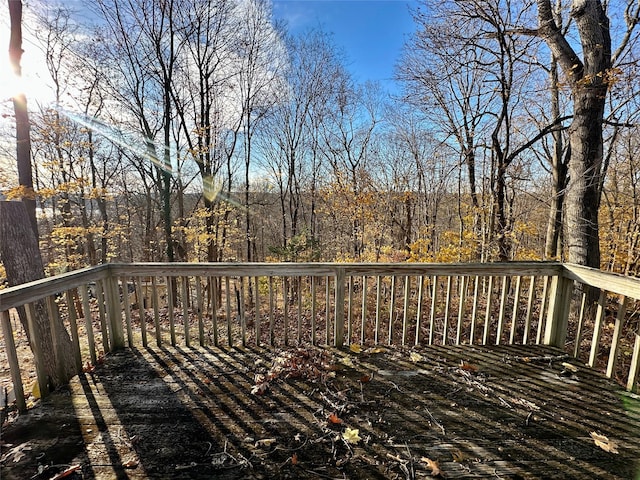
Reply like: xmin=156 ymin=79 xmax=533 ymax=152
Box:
xmin=272 ymin=0 xmax=418 ymax=92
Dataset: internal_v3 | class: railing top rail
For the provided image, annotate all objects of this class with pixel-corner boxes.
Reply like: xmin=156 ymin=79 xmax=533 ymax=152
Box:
xmin=0 ymin=264 xmax=109 ymax=312
xmin=562 ymin=263 xmax=640 ymax=299
xmin=110 ymin=261 xmax=564 ymax=278
xmin=0 ymin=261 xmax=565 ymax=312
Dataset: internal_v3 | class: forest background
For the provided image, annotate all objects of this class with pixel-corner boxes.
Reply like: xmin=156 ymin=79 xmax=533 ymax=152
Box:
xmin=1 ymin=0 xmax=639 ymax=280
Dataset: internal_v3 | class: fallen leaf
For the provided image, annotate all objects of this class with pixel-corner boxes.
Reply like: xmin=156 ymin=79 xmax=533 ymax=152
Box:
xmin=590 ymin=431 xmax=619 ymax=454
xmin=368 ymin=346 xmax=386 ymax=354
xmin=291 ymin=453 xmax=298 ymax=465
xmin=328 ymin=412 xmax=342 ymax=424
xmin=0 ymin=442 xmax=32 ymax=463
xmin=255 ymin=438 xmax=277 ymax=448
xmin=409 ymin=352 xmax=423 ymax=362
xmin=343 ymin=427 xmax=361 ymax=444
xmin=421 ymin=457 xmax=442 ymax=476
xmin=561 ymin=362 xmax=579 ymax=373
xmin=359 ymin=374 xmax=371 ymax=383
xmin=49 ymin=464 xmax=81 ymax=479
xmin=350 ymin=344 xmax=362 ymax=354
xmin=459 ymin=360 xmax=478 ymax=372
xmin=251 ymin=383 xmax=268 ymax=395
xmin=123 ymin=459 xmax=139 ymax=469
xmin=451 ymin=449 xmax=466 ymax=462
xmin=340 ymin=356 xmax=355 ymax=368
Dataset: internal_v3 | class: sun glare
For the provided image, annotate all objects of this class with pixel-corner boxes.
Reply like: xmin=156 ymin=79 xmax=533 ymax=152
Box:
xmin=1 ymin=26 xmax=54 ymax=106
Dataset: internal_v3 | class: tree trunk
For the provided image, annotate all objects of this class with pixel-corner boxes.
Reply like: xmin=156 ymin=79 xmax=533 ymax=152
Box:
xmin=537 ymin=0 xmax=611 ymax=268
xmin=0 ymin=201 xmax=76 ymax=389
xmin=8 ymin=0 xmax=37 ymax=239
xmin=544 ymin=57 xmax=567 ymax=260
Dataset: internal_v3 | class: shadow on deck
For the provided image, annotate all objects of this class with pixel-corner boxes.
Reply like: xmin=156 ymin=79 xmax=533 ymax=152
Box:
xmin=2 ymin=344 xmax=640 ymax=479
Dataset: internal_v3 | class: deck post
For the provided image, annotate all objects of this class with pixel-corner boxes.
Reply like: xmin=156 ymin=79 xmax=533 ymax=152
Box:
xmin=334 ymin=268 xmax=346 ymax=347
xmin=105 ymin=274 xmax=125 ymax=350
xmin=543 ymin=274 xmax=573 ymax=348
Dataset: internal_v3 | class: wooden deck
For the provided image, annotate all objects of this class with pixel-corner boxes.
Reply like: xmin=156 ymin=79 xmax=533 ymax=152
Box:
xmin=2 ymin=344 xmax=639 ymax=479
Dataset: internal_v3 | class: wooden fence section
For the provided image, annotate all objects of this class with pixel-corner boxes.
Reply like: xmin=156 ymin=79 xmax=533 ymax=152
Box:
xmin=1 ymin=262 xmax=640 ymax=412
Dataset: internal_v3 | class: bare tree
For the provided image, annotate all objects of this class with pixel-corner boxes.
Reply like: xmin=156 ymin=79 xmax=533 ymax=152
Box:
xmin=536 ymin=0 xmax=640 ymax=267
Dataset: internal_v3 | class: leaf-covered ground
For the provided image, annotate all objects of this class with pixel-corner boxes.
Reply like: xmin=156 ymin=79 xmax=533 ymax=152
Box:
xmin=2 ymin=343 xmax=640 ymax=479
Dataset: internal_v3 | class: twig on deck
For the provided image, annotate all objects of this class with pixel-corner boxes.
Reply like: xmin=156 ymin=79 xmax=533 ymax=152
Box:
xmin=424 ymin=407 xmax=446 ymax=435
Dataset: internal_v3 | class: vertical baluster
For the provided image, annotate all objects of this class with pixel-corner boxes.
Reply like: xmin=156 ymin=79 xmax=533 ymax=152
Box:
xmin=375 ymin=276 xmax=382 ymax=345
xmin=255 ymin=276 xmax=261 ymax=346
xmin=588 ymin=290 xmax=607 ymax=368
xmin=469 ymin=276 xmax=480 ymax=344
xmin=182 ymin=276 xmax=190 ymax=347
xmin=152 ymin=277 xmax=162 ymax=347
xmin=402 ymin=276 xmax=410 ymax=346
xmin=388 ymin=276 xmax=396 ymax=345
xmin=429 ymin=276 xmax=438 ymax=345
xmin=483 ymin=276 xmax=495 ymax=345
xmin=0 ymin=310 xmax=26 ymax=412
xmin=607 ymin=296 xmax=629 ymax=378
xmin=135 ymin=277 xmax=147 ymax=347
xmin=415 ymin=275 xmax=424 ymax=345
xmin=311 ymin=276 xmax=317 ymax=345
xmin=361 ymin=276 xmax=368 ymax=345
xmin=509 ymin=276 xmax=522 ymax=344
xmin=80 ymin=285 xmax=97 ymax=364
xmin=496 ymin=276 xmax=509 ymax=345
xmin=522 ymin=276 xmax=536 ymax=345
xmin=442 ymin=276 xmax=452 ymax=345
xmin=195 ymin=276 xmax=204 ymax=347
xmin=121 ymin=277 xmax=133 ymax=347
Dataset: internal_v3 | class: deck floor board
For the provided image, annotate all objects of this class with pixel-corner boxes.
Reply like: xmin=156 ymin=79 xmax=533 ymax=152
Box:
xmin=1 ymin=344 xmax=639 ymax=479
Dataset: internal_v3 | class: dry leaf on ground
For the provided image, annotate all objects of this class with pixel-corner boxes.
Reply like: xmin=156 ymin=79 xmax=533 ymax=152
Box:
xmin=409 ymin=352 xmax=423 ymax=362
xmin=350 ymin=344 xmax=362 ymax=353
xmin=561 ymin=362 xmax=579 ymax=373
xmin=590 ymin=431 xmax=619 ymax=454
xmin=340 ymin=356 xmax=355 ymax=367
xmin=421 ymin=457 xmax=442 ymax=476
xmin=459 ymin=360 xmax=478 ymax=372
xmin=328 ymin=412 xmax=342 ymax=424
xmin=343 ymin=428 xmax=361 ymax=444
xmin=255 ymin=438 xmax=277 ymax=448
xmin=0 ymin=442 xmax=32 ymax=463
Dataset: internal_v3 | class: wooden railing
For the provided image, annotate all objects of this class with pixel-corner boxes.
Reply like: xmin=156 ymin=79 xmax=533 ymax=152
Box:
xmin=1 ymin=262 xmax=639 ymax=412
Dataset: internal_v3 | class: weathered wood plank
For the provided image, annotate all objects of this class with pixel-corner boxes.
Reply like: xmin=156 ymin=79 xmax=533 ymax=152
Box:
xmin=135 ymin=277 xmax=147 ymax=347
xmin=64 ymin=290 xmax=83 ymax=373
xmin=151 ymin=276 xmax=162 ymax=347
xmin=415 ymin=275 xmax=424 ymax=345
xmin=120 ymin=277 xmax=133 ymax=348
xmin=606 ymin=296 xmax=628 ymax=378
xmin=563 ymin=263 xmax=640 ymax=299
xmin=388 ymin=276 xmax=397 ymax=345
xmin=335 ymin=269 xmax=345 ymax=347
xmin=0 ymin=310 xmax=26 ymax=412
xmin=181 ymin=276 xmax=190 ymax=347
xmin=496 ymin=276 xmax=509 ymax=345
xmin=195 ymin=276 xmax=204 ymax=347
xmin=361 ymin=276 xmax=368 ymax=345
xmin=509 ymin=276 xmax=522 ymax=344
xmin=588 ymin=290 xmax=608 ymax=368
xmin=522 ymin=276 xmax=536 ymax=344
xmin=79 ymin=285 xmax=96 ymax=364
